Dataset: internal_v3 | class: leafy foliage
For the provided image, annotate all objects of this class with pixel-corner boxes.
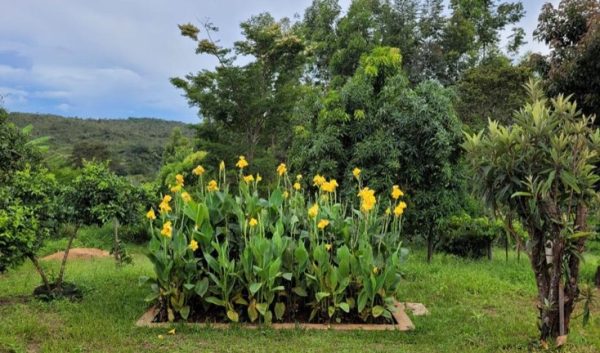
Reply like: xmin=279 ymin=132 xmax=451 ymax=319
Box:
xmin=142 ymin=161 xmax=407 ymax=323
xmin=438 ymin=213 xmax=503 ymax=259
xmin=464 ymin=79 xmax=600 ymax=341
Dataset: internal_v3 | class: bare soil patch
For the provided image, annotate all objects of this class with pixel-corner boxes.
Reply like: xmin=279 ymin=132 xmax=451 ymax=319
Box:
xmin=42 ymin=248 xmax=109 ymax=261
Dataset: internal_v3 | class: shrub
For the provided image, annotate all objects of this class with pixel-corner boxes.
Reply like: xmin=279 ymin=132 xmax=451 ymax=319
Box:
xmin=141 ymin=159 xmax=408 ymax=323
xmin=438 ymin=214 xmax=503 ymax=259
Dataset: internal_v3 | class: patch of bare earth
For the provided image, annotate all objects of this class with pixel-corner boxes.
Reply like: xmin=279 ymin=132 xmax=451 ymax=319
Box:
xmin=42 ymin=248 xmax=109 ymax=261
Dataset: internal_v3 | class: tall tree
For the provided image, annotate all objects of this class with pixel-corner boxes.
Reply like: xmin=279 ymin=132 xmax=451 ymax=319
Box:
xmin=533 ymin=0 xmax=600 ymax=120
xmin=172 ymin=14 xmax=306 ymax=166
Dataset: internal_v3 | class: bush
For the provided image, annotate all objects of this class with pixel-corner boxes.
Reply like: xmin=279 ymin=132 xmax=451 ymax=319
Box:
xmin=438 ymin=214 xmax=503 ymax=259
xmin=141 ymin=159 xmax=408 ymax=324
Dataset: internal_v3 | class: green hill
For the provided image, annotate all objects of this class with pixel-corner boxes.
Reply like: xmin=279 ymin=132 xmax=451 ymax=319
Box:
xmin=8 ymin=112 xmax=195 ymax=179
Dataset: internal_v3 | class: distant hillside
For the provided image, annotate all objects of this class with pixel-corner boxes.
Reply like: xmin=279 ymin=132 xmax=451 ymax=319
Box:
xmin=8 ymin=112 xmax=195 ymax=179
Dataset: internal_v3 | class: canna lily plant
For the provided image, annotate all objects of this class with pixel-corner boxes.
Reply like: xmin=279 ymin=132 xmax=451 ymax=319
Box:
xmin=141 ymin=159 xmax=408 ymax=324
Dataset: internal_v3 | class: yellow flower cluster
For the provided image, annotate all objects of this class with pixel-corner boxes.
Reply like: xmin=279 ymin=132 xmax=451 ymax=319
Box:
xmin=207 ymin=180 xmax=219 ymax=192
xmin=176 ymin=174 xmax=184 ymax=186
xmin=277 ymin=163 xmax=287 ymax=176
xmin=320 ymin=179 xmax=338 ymax=193
xmin=181 ymin=192 xmax=192 ymax=203
xmin=391 ymin=185 xmax=404 ymax=200
xmin=236 ymin=156 xmax=249 ymax=169
xmin=249 ymin=218 xmax=258 ymax=227
xmin=317 ymin=219 xmax=330 ymax=229
xmin=394 ymin=201 xmax=407 ymax=217
xmin=192 ymin=165 xmax=205 ymax=176
xmin=308 ymin=203 xmax=319 ymax=218
xmin=159 ymin=195 xmax=172 ymax=214
xmin=293 ymin=182 xmax=301 ymax=191
xmin=146 ymin=208 xmax=156 ymax=220
xmin=171 ymin=185 xmax=182 ymax=193
xmin=161 ymin=221 xmax=172 ymax=238
xmin=358 ymin=187 xmax=376 ymax=213
xmin=353 ymin=167 xmax=361 ymax=179
xmin=243 ymin=175 xmax=254 ymax=183
xmin=313 ymin=174 xmax=326 ymax=187
xmin=189 ymin=239 xmax=199 ymax=251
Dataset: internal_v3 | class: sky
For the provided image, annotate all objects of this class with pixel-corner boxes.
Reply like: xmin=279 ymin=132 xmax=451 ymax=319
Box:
xmin=0 ymin=0 xmax=558 ymax=123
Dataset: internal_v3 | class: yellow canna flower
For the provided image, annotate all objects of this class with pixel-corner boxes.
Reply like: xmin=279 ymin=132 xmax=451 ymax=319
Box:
xmin=243 ymin=174 xmax=254 ymax=183
xmin=159 ymin=195 xmax=172 ymax=214
xmin=325 ymin=243 xmax=332 ymax=251
xmin=192 ymin=165 xmax=205 ymax=176
xmin=353 ymin=168 xmax=361 ymax=179
xmin=249 ymin=218 xmax=258 ymax=227
xmin=313 ymin=174 xmax=326 ymax=187
xmin=330 ymin=179 xmax=339 ymax=188
xmin=277 ymin=163 xmax=287 ymax=176
xmin=358 ymin=187 xmax=376 ymax=213
xmin=317 ymin=219 xmax=330 ymax=229
xmin=293 ymin=182 xmax=301 ymax=191
xmin=219 ymin=160 xmax=225 ymax=171
xmin=391 ymin=185 xmax=404 ymax=200
xmin=181 ymin=192 xmax=192 ymax=203
xmin=308 ymin=203 xmax=319 ymax=218
xmin=146 ymin=208 xmax=156 ymax=220
xmin=189 ymin=239 xmax=199 ymax=251
xmin=236 ymin=155 xmax=249 ymax=169
xmin=393 ymin=201 xmax=407 ymax=217
xmin=175 ymin=174 xmax=184 ymax=186
xmin=296 ymin=174 xmax=302 ymax=181
xmin=283 ymin=191 xmax=289 ymax=199
xmin=161 ymin=221 xmax=173 ymax=238
xmin=170 ymin=184 xmax=182 ymax=193
xmin=207 ymin=180 xmax=219 ymax=192
xmin=256 ymin=173 xmax=262 ymax=182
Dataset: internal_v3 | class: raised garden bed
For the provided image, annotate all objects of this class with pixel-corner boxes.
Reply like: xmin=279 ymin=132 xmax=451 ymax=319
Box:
xmin=136 ymin=301 xmax=427 ymax=331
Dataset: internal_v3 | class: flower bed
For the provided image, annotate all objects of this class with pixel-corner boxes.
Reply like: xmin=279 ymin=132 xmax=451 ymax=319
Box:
xmin=140 ymin=159 xmax=408 ymax=325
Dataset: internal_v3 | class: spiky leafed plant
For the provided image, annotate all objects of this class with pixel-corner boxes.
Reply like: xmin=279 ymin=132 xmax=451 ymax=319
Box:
xmin=464 ymin=79 xmax=600 ymax=343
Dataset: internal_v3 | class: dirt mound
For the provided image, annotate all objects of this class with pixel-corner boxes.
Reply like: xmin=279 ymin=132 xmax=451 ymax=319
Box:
xmin=42 ymin=248 xmax=110 ymax=261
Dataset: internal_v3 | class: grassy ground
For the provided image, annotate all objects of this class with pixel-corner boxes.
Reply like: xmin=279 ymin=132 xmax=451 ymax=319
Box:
xmin=0 ymin=244 xmax=598 ymax=353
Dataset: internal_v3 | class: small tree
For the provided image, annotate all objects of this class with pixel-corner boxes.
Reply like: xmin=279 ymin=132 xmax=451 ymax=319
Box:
xmin=464 ymin=79 xmax=599 ymax=344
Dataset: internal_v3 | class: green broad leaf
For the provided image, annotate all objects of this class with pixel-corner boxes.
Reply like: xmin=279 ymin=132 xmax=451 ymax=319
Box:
xmin=292 ymin=287 xmax=308 ymax=297
xmin=180 ymin=305 xmax=190 ymax=320
xmin=256 ymin=303 xmax=268 ymax=315
xmin=274 ymin=302 xmax=286 ymax=320
xmin=194 ymin=277 xmax=209 ymax=297
xmin=328 ymin=306 xmax=336 ymax=318
xmin=264 ymin=310 xmax=273 ymax=324
xmin=167 ymin=308 xmax=175 ymax=322
xmin=270 ymin=189 xmax=284 ymax=208
xmin=248 ymin=301 xmax=258 ymax=322
xmin=249 ymin=282 xmax=263 ymax=295
xmin=372 ymin=305 xmax=385 ymax=318
xmin=205 ymin=296 xmax=226 ymax=307
xmin=316 ymin=292 xmax=330 ymax=302
xmin=271 ymin=286 xmax=285 ymax=292
xmin=282 ymin=272 xmax=293 ymax=281
xmin=227 ymin=310 xmax=239 ymax=322
xmin=338 ymin=302 xmax=350 ymax=313
xmin=144 ymin=292 xmax=159 ymax=302
xmin=234 ymin=296 xmax=248 ymax=305
xmin=357 ymin=291 xmax=368 ymax=313
xmin=184 ymin=283 xmax=195 ymax=291
xmin=560 ymin=171 xmax=581 ymax=193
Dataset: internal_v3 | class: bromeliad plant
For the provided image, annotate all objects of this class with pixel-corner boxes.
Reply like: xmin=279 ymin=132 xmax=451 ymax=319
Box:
xmin=142 ymin=158 xmax=408 ymax=324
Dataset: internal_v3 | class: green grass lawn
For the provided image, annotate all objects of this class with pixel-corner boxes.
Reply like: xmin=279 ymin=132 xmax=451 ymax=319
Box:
xmin=0 ymin=245 xmax=598 ymax=353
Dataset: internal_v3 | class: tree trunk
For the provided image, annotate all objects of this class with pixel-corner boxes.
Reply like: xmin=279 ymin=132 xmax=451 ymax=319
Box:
xmin=113 ymin=218 xmax=121 ymax=264
xmin=28 ymin=254 xmax=51 ymax=291
xmin=56 ymin=224 xmax=79 ymax=288
xmin=426 ymin=235 xmax=434 ymax=264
